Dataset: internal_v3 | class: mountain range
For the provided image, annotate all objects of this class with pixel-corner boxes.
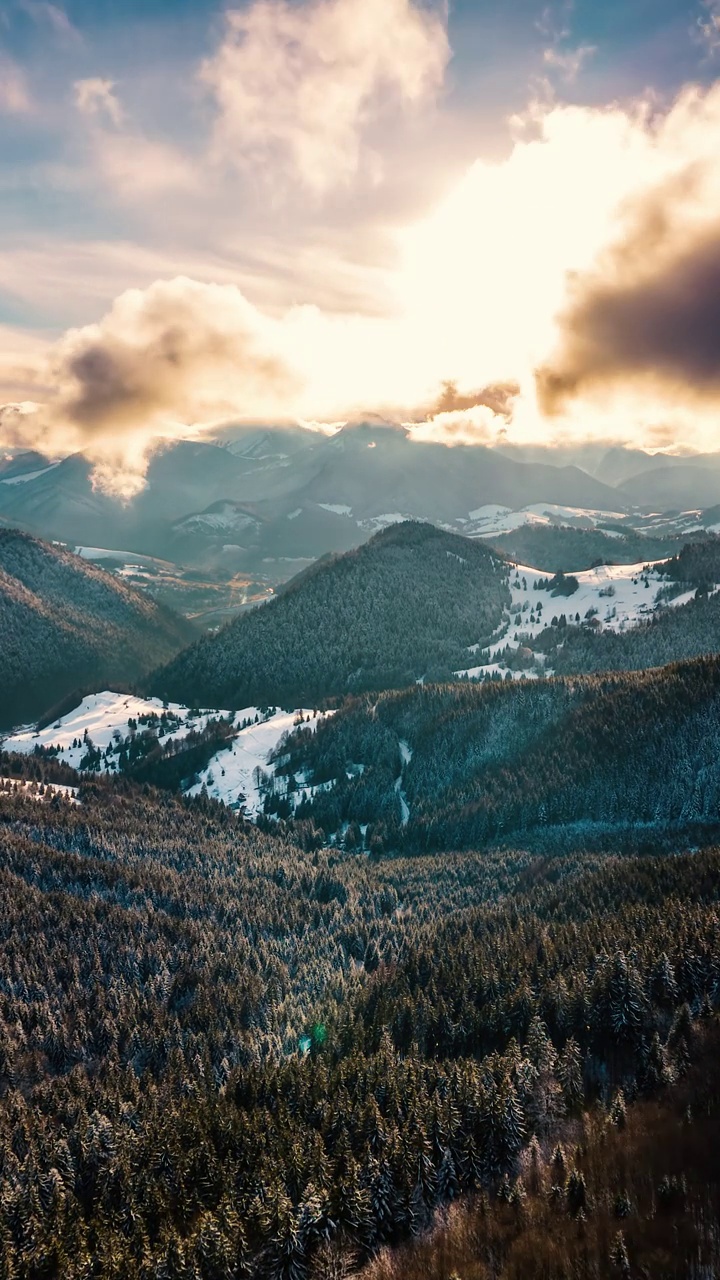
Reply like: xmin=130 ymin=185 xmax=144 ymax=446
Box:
xmin=4 ymin=425 xmax=719 ymax=587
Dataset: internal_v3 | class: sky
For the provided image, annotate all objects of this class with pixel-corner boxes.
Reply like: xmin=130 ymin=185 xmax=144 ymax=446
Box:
xmin=2 ymin=0 xmax=720 ymax=492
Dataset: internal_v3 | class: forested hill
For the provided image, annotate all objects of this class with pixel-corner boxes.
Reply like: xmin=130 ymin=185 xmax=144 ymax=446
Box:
xmin=485 ymin=522 xmax=684 ymax=573
xmin=276 ymin=654 xmax=720 ymax=852
xmin=0 ymin=759 xmax=718 ymax=1275
xmin=0 ymin=528 xmax=193 ymax=729
xmin=151 ymin=521 xmax=511 ymax=709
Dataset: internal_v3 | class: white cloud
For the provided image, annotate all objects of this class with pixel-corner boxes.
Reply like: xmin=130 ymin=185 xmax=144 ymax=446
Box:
xmin=12 ymin=78 xmax=720 ymax=484
xmin=697 ymin=0 xmax=720 ymax=53
xmin=0 ymin=55 xmax=31 ymax=114
xmin=18 ymin=1 xmax=81 ymax=44
xmin=74 ymin=78 xmax=124 ymax=126
xmin=200 ymin=0 xmax=450 ymax=195
xmin=535 ymin=1 xmax=574 ymax=42
xmin=543 ymin=44 xmax=596 ymax=83
xmin=96 ymin=133 xmax=197 ymax=197
xmin=72 ymin=77 xmax=199 ymax=202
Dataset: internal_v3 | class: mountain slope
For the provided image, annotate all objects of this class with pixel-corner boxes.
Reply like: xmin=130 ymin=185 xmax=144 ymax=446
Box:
xmin=485 ymin=522 xmax=684 ymax=571
xmin=151 ymin=522 xmax=511 ymax=708
xmin=276 ymin=654 xmax=720 ymax=851
xmin=0 ymin=529 xmax=194 ymax=728
xmin=620 ymin=464 xmax=720 ymax=510
xmin=0 ymin=759 xmax=717 ymax=1274
xmin=0 ymin=427 xmax=627 ymax=569
xmin=250 ymin=422 xmax=627 ymax=523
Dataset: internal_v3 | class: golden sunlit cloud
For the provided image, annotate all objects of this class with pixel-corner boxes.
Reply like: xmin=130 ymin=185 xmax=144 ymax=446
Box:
xmin=1 ymin=279 xmax=302 ymax=497
xmin=200 ymin=0 xmax=449 ymax=194
xmin=8 ymin=78 xmax=720 ymax=490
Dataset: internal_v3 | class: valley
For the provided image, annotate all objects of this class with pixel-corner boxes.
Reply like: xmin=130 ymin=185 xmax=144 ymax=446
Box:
xmin=2 ymin=445 xmax=720 ymax=1280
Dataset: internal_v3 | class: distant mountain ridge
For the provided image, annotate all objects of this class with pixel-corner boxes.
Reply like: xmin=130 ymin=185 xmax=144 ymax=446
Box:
xmin=4 ymin=429 xmax=720 ymax=586
xmin=0 ymin=426 xmax=626 ymax=572
xmin=0 ymin=529 xmax=193 ymax=729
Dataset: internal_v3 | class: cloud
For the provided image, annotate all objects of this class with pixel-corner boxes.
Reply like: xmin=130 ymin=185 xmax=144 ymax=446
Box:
xmin=200 ymin=0 xmax=450 ymax=194
xmin=13 ymin=78 xmax=720 ymax=485
xmin=72 ymin=78 xmax=197 ymax=202
xmin=74 ymin=78 xmax=124 ymax=127
xmin=543 ymin=44 xmax=596 ymax=83
xmin=535 ymin=1 xmax=574 ymax=42
xmin=406 ymin=404 xmax=510 ymax=446
xmin=536 ymin=154 xmax=720 ymax=414
xmin=399 ymin=380 xmax=519 ymax=446
xmin=0 ymin=278 xmax=302 ymax=496
xmin=697 ymin=0 xmax=720 ymax=53
xmin=95 ymin=133 xmax=197 ymax=199
xmin=0 ymin=55 xmax=31 ymax=114
xmin=428 ymin=379 xmax=520 ymax=418
xmin=401 ymin=379 xmax=520 ymax=425
xmin=18 ymin=0 xmax=81 ymax=43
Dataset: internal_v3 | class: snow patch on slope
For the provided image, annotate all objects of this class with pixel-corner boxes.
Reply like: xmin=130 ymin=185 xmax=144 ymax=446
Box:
xmin=0 ymin=462 xmax=61 ymax=486
xmin=3 ymin=692 xmax=223 ymax=771
xmin=2 ymin=692 xmax=331 ymax=819
xmin=456 ymin=559 xmax=716 ymax=681
xmin=187 ymin=709 xmax=329 ymax=814
xmin=465 ymin=503 xmax=627 ymax=536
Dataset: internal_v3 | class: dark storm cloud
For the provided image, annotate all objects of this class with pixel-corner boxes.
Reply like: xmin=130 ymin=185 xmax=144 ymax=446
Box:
xmin=536 ymin=170 xmax=720 ymax=413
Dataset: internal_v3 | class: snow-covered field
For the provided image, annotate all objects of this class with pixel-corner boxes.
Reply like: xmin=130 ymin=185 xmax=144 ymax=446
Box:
xmin=3 ymin=692 xmax=224 ymax=771
xmin=2 ymin=692 xmax=329 ymax=816
xmin=186 ymin=709 xmax=328 ymax=813
xmin=455 ymin=559 xmax=713 ymax=681
xmin=0 ymin=462 xmax=61 ymax=486
xmin=464 ymin=502 xmax=627 ymax=536
xmin=74 ymin=547 xmax=173 ymax=570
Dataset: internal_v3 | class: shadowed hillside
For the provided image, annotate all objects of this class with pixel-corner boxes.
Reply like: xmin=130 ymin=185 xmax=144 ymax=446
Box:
xmin=0 ymin=528 xmax=193 ymax=728
xmin=277 ymin=654 xmax=720 ymax=851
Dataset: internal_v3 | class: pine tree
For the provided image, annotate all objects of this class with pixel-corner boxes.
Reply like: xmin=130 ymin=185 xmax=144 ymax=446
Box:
xmin=409 ymin=1175 xmax=430 ymax=1237
xmin=367 ymin=1156 xmax=398 ymax=1246
xmin=522 ymin=1136 xmax=545 ymax=1196
xmin=480 ymin=1076 xmax=525 ymax=1182
xmin=613 ymin=954 xmax=645 ymax=1038
xmin=611 ymin=1230 xmax=631 ymax=1277
xmin=192 ymin=1212 xmax=235 ymax=1280
xmin=261 ymin=1194 xmax=307 ymax=1280
xmin=558 ymin=1037 xmax=584 ymax=1112
xmin=641 ymin=1032 xmax=675 ymax=1093
xmin=649 ymin=953 xmax=678 ymax=1009
xmin=614 ymin=1190 xmax=632 ymax=1219
xmin=550 ymin=1143 xmax=566 ymax=1184
xmin=329 ymin=1138 xmax=371 ymax=1253
xmin=610 ymin=1090 xmax=627 ymax=1130
xmin=526 ymin=1016 xmax=556 ymax=1075
xmin=565 ymin=1168 xmax=587 ymax=1218
xmin=436 ymin=1147 xmax=459 ymax=1205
